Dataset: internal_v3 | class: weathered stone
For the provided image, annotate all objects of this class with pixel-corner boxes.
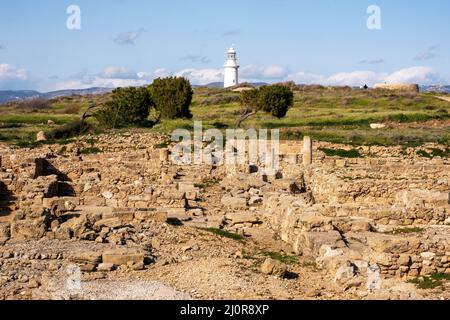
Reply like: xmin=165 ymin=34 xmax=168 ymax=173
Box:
xmin=371 ymin=252 xmax=393 ymax=267
xmin=0 ymin=222 xmax=10 ymax=239
xmin=397 ymin=254 xmax=412 ymax=267
xmin=69 ymin=251 xmax=102 ymax=264
xmin=83 ymin=196 xmax=106 ymax=206
xmin=134 ymin=210 xmax=167 ymax=223
xmin=334 ymin=264 xmax=356 ymax=284
xmin=102 ymin=249 xmax=145 ymax=266
xmin=102 ymin=191 xmax=114 ymax=199
xmin=294 ymin=231 xmax=345 ymax=257
xmin=370 ymin=123 xmax=386 ymax=129
xmin=225 ymin=212 xmax=260 ymax=226
xmin=420 ymin=252 xmax=436 ymax=260
xmin=36 ymin=131 xmax=47 ymax=142
xmin=54 ymin=226 xmax=72 ymax=240
xmin=97 ymin=263 xmax=116 ymax=272
xmin=10 ymin=218 xmax=46 ymax=240
xmin=221 ymin=196 xmax=247 ymax=209
xmin=248 ymin=196 xmax=263 ymax=205
xmin=302 ymin=136 xmax=312 ymax=165
xmin=260 ymin=258 xmax=287 ymax=278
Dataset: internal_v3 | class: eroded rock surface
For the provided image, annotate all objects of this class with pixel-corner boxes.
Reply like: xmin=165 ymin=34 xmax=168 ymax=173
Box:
xmin=0 ymin=133 xmax=448 ymax=300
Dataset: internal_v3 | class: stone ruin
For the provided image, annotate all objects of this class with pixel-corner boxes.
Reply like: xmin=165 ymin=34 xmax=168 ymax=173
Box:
xmin=0 ymin=132 xmax=448 ymax=297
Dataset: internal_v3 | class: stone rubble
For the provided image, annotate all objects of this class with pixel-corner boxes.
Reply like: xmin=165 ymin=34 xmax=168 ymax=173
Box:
xmin=0 ymin=132 xmax=448 ymax=300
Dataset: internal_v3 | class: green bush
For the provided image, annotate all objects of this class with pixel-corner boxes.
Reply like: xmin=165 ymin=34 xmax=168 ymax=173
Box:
xmin=240 ymin=89 xmax=260 ymax=108
xmin=149 ymin=77 xmax=193 ymax=120
xmin=417 ymin=148 xmax=450 ymax=159
xmin=258 ymin=85 xmax=294 ymax=118
xmin=319 ymin=148 xmax=363 ymax=158
xmin=200 ymin=228 xmax=245 ymax=242
xmin=47 ymin=120 xmax=89 ymax=140
xmin=237 ymin=85 xmax=294 ymax=127
xmin=94 ymin=87 xmax=153 ymax=128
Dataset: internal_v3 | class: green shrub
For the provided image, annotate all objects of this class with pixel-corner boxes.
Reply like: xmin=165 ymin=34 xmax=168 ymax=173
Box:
xmin=240 ymin=89 xmax=260 ymax=108
xmin=47 ymin=120 xmax=89 ymax=140
xmin=154 ymin=140 xmax=171 ymax=149
xmin=258 ymin=85 xmax=294 ymax=118
xmin=417 ymin=148 xmax=450 ymax=159
xmin=149 ymin=77 xmax=193 ymax=120
xmin=260 ymin=251 xmax=298 ymax=264
xmin=200 ymin=228 xmax=245 ymax=241
xmin=94 ymin=87 xmax=154 ymax=128
xmin=319 ymin=148 xmax=363 ymax=158
xmin=408 ymin=273 xmax=450 ymax=289
xmin=237 ymin=85 xmax=294 ymax=127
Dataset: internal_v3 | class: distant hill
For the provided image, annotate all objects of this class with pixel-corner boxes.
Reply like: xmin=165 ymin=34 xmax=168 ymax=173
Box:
xmin=420 ymin=85 xmax=450 ymax=94
xmin=193 ymin=82 xmax=224 ymax=88
xmin=42 ymin=87 xmax=113 ymax=99
xmin=0 ymin=90 xmax=41 ymax=104
xmin=0 ymin=87 xmax=113 ymax=104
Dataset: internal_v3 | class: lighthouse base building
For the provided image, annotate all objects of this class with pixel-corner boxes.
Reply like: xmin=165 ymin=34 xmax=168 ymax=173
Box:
xmin=224 ymin=47 xmax=239 ymax=88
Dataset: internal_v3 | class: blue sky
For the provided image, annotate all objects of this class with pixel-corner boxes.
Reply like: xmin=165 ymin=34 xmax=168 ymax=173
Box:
xmin=0 ymin=0 xmax=449 ymax=91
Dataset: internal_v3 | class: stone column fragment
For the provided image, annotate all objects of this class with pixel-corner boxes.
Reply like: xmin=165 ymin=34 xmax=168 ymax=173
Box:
xmin=302 ymin=136 xmax=312 ymax=166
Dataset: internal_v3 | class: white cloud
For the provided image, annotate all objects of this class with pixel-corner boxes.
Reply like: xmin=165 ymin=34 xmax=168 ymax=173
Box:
xmin=0 ymin=63 xmax=30 ymax=89
xmin=152 ymin=68 xmax=172 ymax=78
xmin=324 ymin=71 xmax=387 ymax=87
xmin=100 ymin=66 xmax=139 ymax=79
xmin=114 ymin=29 xmax=146 ymax=45
xmin=50 ymin=77 xmax=149 ymax=91
xmin=175 ymin=68 xmax=223 ymax=85
xmin=0 ymin=63 xmax=28 ymax=80
xmin=49 ymin=67 xmax=176 ymax=91
xmin=286 ymin=66 xmax=444 ymax=86
xmin=385 ymin=66 xmax=442 ymax=85
xmin=43 ymin=65 xmax=446 ymax=92
xmin=241 ymin=65 xmax=289 ymax=80
xmin=49 ymin=67 xmax=151 ymax=91
xmin=286 ymin=71 xmax=325 ymax=84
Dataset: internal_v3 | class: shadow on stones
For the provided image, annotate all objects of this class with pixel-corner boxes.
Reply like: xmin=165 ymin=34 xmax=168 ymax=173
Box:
xmin=0 ymin=181 xmax=15 ymax=217
xmin=35 ymin=159 xmax=76 ymax=197
xmin=166 ymin=217 xmax=184 ymax=226
xmin=284 ymin=271 xmax=299 ymax=280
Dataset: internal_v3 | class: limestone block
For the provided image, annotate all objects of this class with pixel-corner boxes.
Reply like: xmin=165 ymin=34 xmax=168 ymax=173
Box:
xmin=11 ymin=217 xmax=47 ymax=240
xmin=225 ymin=212 xmax=260 ymax=226
xmin=260 ymin=258 xmax=287 ymax=278
xmin=221 ymin=196 xmax=247 ymax=209
xmin=102 ymin=249 xmax=145 ymax=266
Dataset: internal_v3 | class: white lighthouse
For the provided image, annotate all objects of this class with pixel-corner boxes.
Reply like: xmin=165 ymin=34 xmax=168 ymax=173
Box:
xmin=224 ymin=47 xmax=239 ymax=88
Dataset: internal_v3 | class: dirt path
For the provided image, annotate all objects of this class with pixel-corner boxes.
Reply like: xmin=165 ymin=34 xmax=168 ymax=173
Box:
xmin=436 ymin=96 xmax=450 ymax=103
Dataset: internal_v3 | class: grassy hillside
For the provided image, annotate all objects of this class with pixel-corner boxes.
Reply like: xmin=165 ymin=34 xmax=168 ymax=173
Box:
xmin=0 ymin=86 xmax=449 ymax=147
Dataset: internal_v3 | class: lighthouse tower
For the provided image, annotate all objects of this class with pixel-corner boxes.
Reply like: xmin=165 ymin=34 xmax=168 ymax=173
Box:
xmin=224 ymin=47 xmax=239 ymax=88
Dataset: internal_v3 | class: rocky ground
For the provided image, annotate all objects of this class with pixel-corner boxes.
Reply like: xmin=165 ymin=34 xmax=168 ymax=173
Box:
xmin=0 ymin=132 xmax=449 ymax=300
xmin=1 ymin=224 xmax=447 ymax=300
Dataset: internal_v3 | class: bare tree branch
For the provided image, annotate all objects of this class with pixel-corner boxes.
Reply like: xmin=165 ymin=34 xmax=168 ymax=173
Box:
xmin=236 ymin=107 xmax=256 ymax=128
xmin=79 ymin=103 xmax=98 ymax=135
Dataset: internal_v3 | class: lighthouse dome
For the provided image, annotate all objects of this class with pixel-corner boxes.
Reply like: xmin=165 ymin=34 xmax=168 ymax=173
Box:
xmin=228 ymin=47 xmax=236 ymax=54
